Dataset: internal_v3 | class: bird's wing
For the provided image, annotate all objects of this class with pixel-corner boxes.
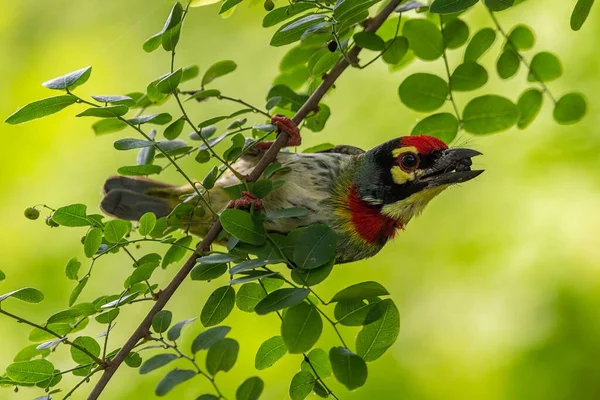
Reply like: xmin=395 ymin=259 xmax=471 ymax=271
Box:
xmin=317 ymin=144 xmax=365 ymax=155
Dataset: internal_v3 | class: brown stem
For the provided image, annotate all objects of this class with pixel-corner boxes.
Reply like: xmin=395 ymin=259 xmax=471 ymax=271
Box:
xmin=87 ymin=1 xmax=402 ymax=398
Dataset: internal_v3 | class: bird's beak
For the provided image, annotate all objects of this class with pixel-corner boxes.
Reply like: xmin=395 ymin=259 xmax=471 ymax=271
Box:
xmin=418 ymin=148 xmax=484 ymax=187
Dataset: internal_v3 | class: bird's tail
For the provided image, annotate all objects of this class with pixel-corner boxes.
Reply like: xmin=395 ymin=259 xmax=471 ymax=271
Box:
xmin=100 ymin=176 xmax=179 ymax=221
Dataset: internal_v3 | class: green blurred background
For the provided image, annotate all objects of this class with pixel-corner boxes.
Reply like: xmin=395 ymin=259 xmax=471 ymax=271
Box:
xmin=1 ymin=0 xmax=600 ymax=399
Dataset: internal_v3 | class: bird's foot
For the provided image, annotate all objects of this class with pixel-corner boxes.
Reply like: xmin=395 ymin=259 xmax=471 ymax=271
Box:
xmin=256 ymin=114 xmax=301 ymax=150
xmin=228 ymin=191 xmax=263 ymax=211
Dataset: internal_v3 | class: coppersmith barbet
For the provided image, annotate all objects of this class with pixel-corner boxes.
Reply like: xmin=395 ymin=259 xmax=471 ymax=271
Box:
xmin=101 ymin=116 xmax=483 ymax=263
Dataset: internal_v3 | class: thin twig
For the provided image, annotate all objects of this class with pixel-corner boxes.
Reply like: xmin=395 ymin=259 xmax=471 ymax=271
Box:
xmin=439 ymin=15 xmax=463 ymax=129
xmin=88 ymin=1 xmax=402 ymax=397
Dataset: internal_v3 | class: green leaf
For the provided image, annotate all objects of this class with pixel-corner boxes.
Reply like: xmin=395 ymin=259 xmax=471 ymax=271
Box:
xmin=463 ymin=95 xmax=519 ymax=134
xmin=191 ymin=263 xmax=227 ymax=281
xmin=202 ymin=60 xmax=237 ymax=87
xmin=528 ymin=52 xmax=562 ymax=82
xmin=130 ymin=262 xmax=159 ymax=286
xmin=203 ymin=166 xmax=219 ymax=190
xmin=155 ymin=368 xmax=196 ymax=396
xmin=270 ymin=14 xmax=327 ymax=47
xmin=201 ymin=286 xmax=236 ymax=327
xmin=235 ymin=282 xmax=266 ymax=312
xmin=92 ymin=118 xmax=127 ymax=135
xmin=95 ymin=308 xmax=120 ymax=324
xmin=0 ymin=270 xmax=5 ymax=281
xmin=517 ymin=88 xmax=543 ymax=129
xmin=0 ymin=287 xmax=44 ymax=303
xmin=402 ymin=19 xmax=444 ymax=61
xmin=356 ymin=299 xmax=400 ymax=361
xmin=196 ymin=395 xmax=220 ymax=400
xmin=104 ymin=220 xmax=131 ymax=243
xmin=292 ymin=224 xmax=337 ymax=269
xmin=152 ymin=310 xmax=173 ymax=333
xmin=353 ymin=32 xmax=385 ymax=51
xmin=571 ymin=0 xmax=595 ymax=31
xmin=398 ymin=72 xmax=448 ymax=112
xmin=52 ymin=204 xmax=90 ymax=227
xmin=162 ymin=236 xmax=193 ymax=269
xmin=157 ymin=69 xmax=183 ymax=93
xmin=167 ymin=318 xmax=197 ymax=341
xmin=128 ymin=113 xmax=173 ymax=125
xmin=83 ymin=228 xmax=102 ymax=258
xmin=301 ymin=348 xmax=332 ymax=377
xmin=291 ymin=260 xmax=334 ymax=287
xmin=443 ymin=18 xmax=469 ymax=49
xmin=42 ymin=66 xmax=92 ymax=90
xmin=91 ymin=95 xmax=134 ymax=106
xmin=496 ymin=49 xmax=520 ymax=79
xmin=334 ymin=298 xmax=383 ymax=326
xmin=162 ymin=22 xmax=182 ymax=52
xmin=430 ymin=0 xmax=478 ymax=13
xmin=220 ymin=209 xmax=266 ymax=245
xmin=186 ymin=89 xmax=222 ymax=102
xmin=70 ymin=336 xmax=100 ymax=365
xmin=125 ymin=352 xmax=143 ymax=368
xmin=464 ymin=28 xmax=496 ymax=62
xmin=197 ymin=254 xmax=241 ymax=264
xmin=191 ymin=326 xmax=231 ymax=353
xmin=69 ymin=277 xmax=88 ymax=307
xmin=263 ymin=4 xmax=316 ymax=27
xmin=116 ymin=139 xmax=154 ymax=151
xmin=230 ymin=271 xmax=278 ymax=285
xmin=13 ymin=344 xmax=50 ymax=362
xmin=144 ymin=32 xmax=163 ymax=52
xmin=333 ymin=0 xmax=381 ymax=24
xmin=255 ymin=288 xmax=310 ymax=315
xmin=229 ymin=258 xmax=284 ymax=275
xmin=255 ymin=336 xmax=287 ymax=370
xmin=118 ymin=165 xmax=162 ymax=176
xmin=220 ymin=0 xmax=242 ymax=13
xmin=164 ymin=118 xmax=185 ymax=140
xmin=76 ymin=105 xmax=128 ymax=118
xmin=382 ymin=37 xmax=409 ymax=65
xmin=206 ymin=338 xmax=239 ymax=375
xmin=450 ymin=62 xmax=488 ymax=91
xmin=330 ymin=281 xmax=389 ymax=303
xmin=411 ymin=113 xmax=459 ymax=144
xmin=139 ymin=212 xmax=157 ymax=236
xmin=289 ymin=371 xmax=315 ymax=400
xmin=181 ymin=65 xmax=200 ymax=82
xmin=329 ymin=347 xmax=368 ymax=390
xmin=484 ymin=0 xmax=514 ymax=11
xmin=140 ymin=354 xmax=179 ymax=374
xmin=506 ymin=24 xmax=535 ymax=50
xmin=281 ymin=302 xmax=323 ymax=353
xmin=236 ymin=376 xmax=264 ymax=400
xmin=6 ymin=360 xmax=55 ymax=384
xmin=5 ymin=95 xmax=77 ymax=125
xmin=553 ymin=93 xmax=587 ymax=125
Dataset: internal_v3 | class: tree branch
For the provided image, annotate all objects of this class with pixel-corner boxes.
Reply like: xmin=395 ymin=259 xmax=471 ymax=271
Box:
xmin=88 ymin=1 xmax=402 ymax=398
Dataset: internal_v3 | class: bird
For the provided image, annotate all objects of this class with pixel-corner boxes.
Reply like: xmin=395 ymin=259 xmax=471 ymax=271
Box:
xmin=101 ymin=116 xmax=483 ymax=264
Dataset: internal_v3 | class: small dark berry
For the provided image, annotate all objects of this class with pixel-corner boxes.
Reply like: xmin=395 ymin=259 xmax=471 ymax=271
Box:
xmin=24 ymin=207 xmax=40 ymax=220
xmin=327 ymin=40 xmax=338 ymax=52
xmin=264 ymin=0 xmax=274 ymax=11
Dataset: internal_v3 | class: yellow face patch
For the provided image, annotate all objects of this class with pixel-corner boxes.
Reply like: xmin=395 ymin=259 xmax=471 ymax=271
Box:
xmin=381 ymin=185 xmax=449 ymax=223
xmin=390 ymin=146 xmax=418 ymax=185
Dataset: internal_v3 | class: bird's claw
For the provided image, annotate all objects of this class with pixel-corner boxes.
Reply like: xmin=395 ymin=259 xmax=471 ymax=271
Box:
xmin=228 ymin=191 xmax=263 ymax=211
xmin=256 ymin=114 xmax=301 ymax=150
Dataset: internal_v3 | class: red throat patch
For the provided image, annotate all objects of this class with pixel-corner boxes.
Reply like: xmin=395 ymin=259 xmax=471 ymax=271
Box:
xmin=346 ymin=186 xmax=400 ymax=244
xmin=401 ymin=135 xmax=448 ymax=154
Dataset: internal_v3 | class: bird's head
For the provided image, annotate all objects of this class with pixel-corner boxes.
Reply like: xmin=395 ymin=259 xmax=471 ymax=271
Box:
xmin=353 ymin=135 xmax=483 ymax=231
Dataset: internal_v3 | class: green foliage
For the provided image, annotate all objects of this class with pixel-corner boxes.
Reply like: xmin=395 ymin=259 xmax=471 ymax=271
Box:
xmin=1 ymin=0 xmax=592 ymax=399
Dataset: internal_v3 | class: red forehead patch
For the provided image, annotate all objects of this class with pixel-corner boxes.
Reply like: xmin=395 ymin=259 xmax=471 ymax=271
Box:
xmin=401 ymin=135 xmax=448 ymax=154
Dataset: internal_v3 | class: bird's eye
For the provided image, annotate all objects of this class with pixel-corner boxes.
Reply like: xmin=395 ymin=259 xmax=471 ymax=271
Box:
xmin=400 ymin=153 xmax=419 ymax=171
